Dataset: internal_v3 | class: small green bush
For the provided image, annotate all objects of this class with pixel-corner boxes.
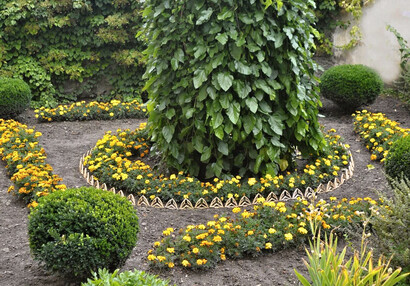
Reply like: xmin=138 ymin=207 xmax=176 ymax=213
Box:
xmin=82 ymin=268 xmax=173 ymax=286
xmin=371 ymin=177 xmax=410 ymax=281
xmin=320 ymin=64 xmax=383 ymax=110
xmin=384 ymin=135 xmax=410 ymax=180
xmin=0 ymin=77 xmax=32 ymax=118
xmin=28 ymin=187 xmax=139 ymax=280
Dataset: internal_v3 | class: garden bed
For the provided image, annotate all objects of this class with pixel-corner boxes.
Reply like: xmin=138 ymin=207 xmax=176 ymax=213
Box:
xmin=0 ymin=95 xmax=408 ymax=286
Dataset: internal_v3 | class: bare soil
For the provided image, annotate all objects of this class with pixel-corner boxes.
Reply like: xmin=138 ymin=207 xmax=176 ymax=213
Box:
xmin=0 ymin=95 xmax=408 ymax=286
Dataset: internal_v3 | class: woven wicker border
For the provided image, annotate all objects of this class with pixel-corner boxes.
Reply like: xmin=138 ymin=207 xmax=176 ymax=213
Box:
xmin=79 ymin=149 xmax=354 ymax=209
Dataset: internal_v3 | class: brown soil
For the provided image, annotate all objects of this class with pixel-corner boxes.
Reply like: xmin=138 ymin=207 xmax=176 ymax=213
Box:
xmin=0 ymin=95 xmax=408 ymax=286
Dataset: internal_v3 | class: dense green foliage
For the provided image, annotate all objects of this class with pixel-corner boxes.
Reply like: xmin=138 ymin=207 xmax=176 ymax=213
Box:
xmin=142 ymin=0 xmax=325 ymax=179
xmin=0 ymin=0 xmax=145 ymax=107
xmin=372 ymin=177 xmax=410 ymax=281
xmin=0 ymin=77 xmax=32 ymax=118
xmin=82 ymin=268 xmax=173 ymax=286
xmin=384 ymin=135 xmax=410 ymax=181
xmin=387 ymin=25 xmax=410 ymax=108
xmin=320 ymin=64 xmax=383 ymax=110
xmin=28 ymin=187 xmax=139 ymax=279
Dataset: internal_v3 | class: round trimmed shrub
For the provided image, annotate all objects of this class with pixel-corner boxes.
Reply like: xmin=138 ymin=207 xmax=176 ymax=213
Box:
xmin=384 ymin=135 xmax=410 ymax=180
xmin=28 ymin=187 xmax=139 ymax=279
xmin=319 ymin=64 xmax=383 ymax=110
xmin=0 ymin=77 xmax=32 ymax=119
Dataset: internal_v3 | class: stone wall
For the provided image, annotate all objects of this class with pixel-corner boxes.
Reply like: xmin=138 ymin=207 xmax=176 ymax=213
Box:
xmin=334 ymin=0 xmax=410 ymax=83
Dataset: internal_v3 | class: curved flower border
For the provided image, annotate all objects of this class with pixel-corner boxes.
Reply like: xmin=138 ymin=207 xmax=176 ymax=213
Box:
xmin=79 ymin=127 xmax=355 ymax=209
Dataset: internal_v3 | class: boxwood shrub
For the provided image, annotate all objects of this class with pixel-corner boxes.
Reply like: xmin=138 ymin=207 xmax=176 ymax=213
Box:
xmin=28 ymin=187 xmax=139 ymax=280
xmin=319 ymin=64 xmax=383 ymax=110
xmin=384 ymin=135 xmax=410 ymax=181
xmin=0 ymin=77 xmax=32 ymax=119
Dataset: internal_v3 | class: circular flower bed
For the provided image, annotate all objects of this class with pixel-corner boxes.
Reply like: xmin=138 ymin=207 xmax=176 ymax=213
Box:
xmin=81 ymin=124 xmax=353 ymax=208
xmin=147 ymin=196 xmax=379 ymax=269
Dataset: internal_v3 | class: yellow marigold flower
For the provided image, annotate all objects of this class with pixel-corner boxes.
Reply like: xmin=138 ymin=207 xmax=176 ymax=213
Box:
xmin=183 ymin=235 xmax=191 ymax=242
xmin=182 ymin=260 xmax=190 ymax=267
xmin=166 ymin=247 xmax=175 ymax=254
xmin=232 ymin=207 xmax=241 ymax=214
xmin=157 ymin=256 xmax=166 ymax=262
xmin=265 ymin=242 xmax=272 ymax=249
xmin=284 ymin=233 xmax=293 ymax=241
xmin=298 ymin=227 xmax=308 ymax=234
xmin=169 ymin=174 xmax=176 ymax=180
xmin=193 ymin=247 xmax=199 ymax=254
xmin=109 ymin=112 xmax=114 ymax=117
xmin=370 ymin=154 xmax=377 ymax=161
xmin=213 ymin=235 xmax=222 ymax=242
xmin=197 ymin=259 xmax=207 ymax=265
xmin=248 ymin=177 xmax=257 ymax=186
xmin=148 ymin=254 xmax=156 ymax=261
xmin=168 ymin=262 xmax=175 ymax=268
xmin=268 ymin=228 xmax=276 ymax=234
xmin=220 ymin=254 xmax=226 ymax=260
xmin=247 ymin=230 xmax=254 ymax=236
xmin=154 ymin=241 xmax=161 ymax=247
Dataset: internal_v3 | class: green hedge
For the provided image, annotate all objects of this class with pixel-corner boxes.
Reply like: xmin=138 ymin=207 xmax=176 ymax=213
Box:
xmin=320 ymin=64 xmax=383 ymax=110
xmin=0 ymin=77 xmax=32 ymax=118
xmin=28 ymin=187 xmax=139 ymax=279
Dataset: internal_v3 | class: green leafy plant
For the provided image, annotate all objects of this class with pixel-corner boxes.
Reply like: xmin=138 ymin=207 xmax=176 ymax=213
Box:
xmin=384 ymin=135 xmax=410 ymax=180
xmin=387 ymin=25 xmax=410 ymax=108
xmin=320 ymin=64 xmax=383 ymax=111
xmin=294 ymin=219 xmax=409 ymax=286
xmin=142 ymin=0 xmax=325 ymax=179
xmin=82 ymin=268 xmax=173 ymax=286
xmin=0 ymin=77 xmax=32 ymax=119
xmin=28 ymin=187 xmax=139 ymax=279
xmin=0 ymin=0 xmax=146 ymax=107
xmin=371 ymin=177 xmax=410 ymax=283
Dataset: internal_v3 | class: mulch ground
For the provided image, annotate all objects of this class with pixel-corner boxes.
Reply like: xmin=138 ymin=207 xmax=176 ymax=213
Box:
xmin=0 ymin=95 xmax=408 ymax=286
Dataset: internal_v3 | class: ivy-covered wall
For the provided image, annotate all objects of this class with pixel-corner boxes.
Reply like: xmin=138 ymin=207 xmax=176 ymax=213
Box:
xmin=0 ymin=0 xmax=145 ymax=107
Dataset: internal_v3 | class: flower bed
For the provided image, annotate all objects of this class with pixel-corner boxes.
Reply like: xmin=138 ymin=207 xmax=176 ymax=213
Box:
xmin=147 ymin=197 xmax=378 ymax=269
xmin=81 ymin=125 xmax=353 ymax=208
xmin=0 ymin=119 xmax=66 ymax=207
xmin=353 ymin=110 xmax=410 ymax=162
xmin=34 ymin=99 xmax=147 ymax=122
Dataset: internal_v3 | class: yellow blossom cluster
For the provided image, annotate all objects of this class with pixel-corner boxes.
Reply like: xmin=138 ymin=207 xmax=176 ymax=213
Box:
xmin=0 ymin=119 xmax=66 ymax=207
xmin=147 ymin=196 xmax=378 ymax=270
xmin=353 ymin=110 xmax=409 ymax=162
xmin=34 ymin=99 xmax=146 ymax=122
xmin=84 ymin=127 xmax=351 ymax=204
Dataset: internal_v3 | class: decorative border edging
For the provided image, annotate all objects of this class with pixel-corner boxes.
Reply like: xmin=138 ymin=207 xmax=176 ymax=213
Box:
xmin=79 ymin=149 xmax=354 ymax=209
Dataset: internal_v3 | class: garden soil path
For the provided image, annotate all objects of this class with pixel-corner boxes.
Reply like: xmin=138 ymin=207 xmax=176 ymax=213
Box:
xmin=0 ymin=96 xmax=408 ymax=286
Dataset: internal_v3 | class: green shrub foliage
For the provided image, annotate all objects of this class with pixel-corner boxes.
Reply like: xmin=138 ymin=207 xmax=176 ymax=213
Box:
xmin=0 ymin=77 xmax=32 ymax=118
xmin=83 ymin=268 xmax=173 ymax=286
xmin=142 ymin=0 xmax=326 ymax=179
xmin=384 ymin=135 xmax=410 ymax=181
xmin=28 ymin=187 xmax=139 ymax=279
xmin=320 ymin=64 xmax=383 ymax=110
xmin=0 ymin=0 xmax=145 ymax=107
xmin=372 ymin=177 xmax=410 ymax=276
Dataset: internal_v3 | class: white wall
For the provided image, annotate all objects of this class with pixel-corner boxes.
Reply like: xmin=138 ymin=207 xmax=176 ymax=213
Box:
xmin=333 ymin=0 xmax=410 ymax=83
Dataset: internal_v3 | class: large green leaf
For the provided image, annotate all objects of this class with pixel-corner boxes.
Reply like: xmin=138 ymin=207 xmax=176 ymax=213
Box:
xmin=217 ymin=72 xmax=233 ymax=91
xmin=193 ymin=69 xmax=207 ymax=89
xmin=162 ymin=125 xmax=175 ymax=143
xmin=196 ymin=8 xmax=213 ymax=25
xmin=246 ymin=97 xmax=258 ymax=113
